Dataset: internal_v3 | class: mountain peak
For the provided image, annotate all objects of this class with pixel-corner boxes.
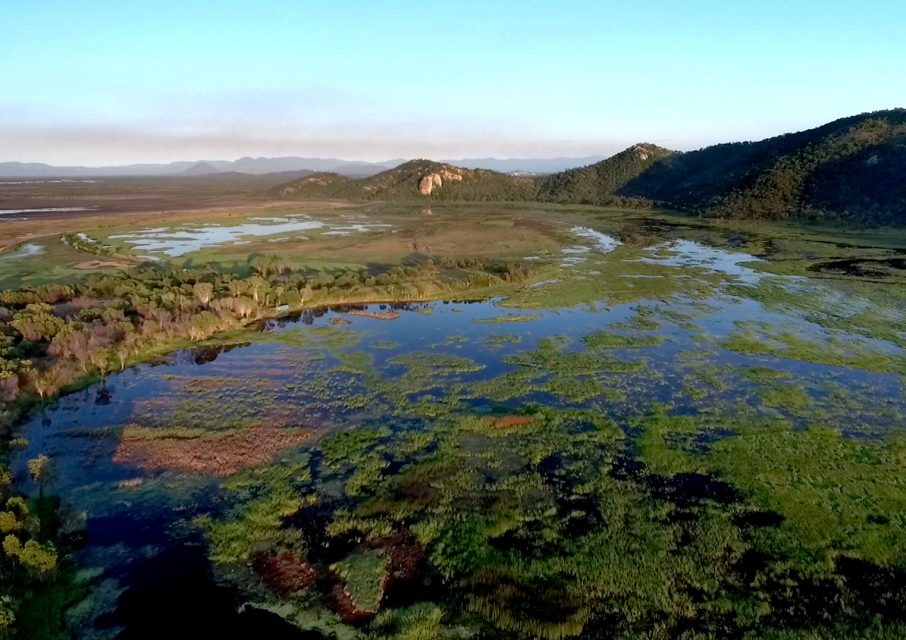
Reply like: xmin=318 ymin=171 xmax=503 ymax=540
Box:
xmin=181 ymin=161 xmax=220 ymax=176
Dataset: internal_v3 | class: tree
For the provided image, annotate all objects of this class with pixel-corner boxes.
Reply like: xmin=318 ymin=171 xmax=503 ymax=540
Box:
xmin=227 ymin=279 xmax=247 ymax=297
xmin=11 ymin=304 xmax=64 ymax=341
xmin=2 ymin=535 xmax=57 ymax=576
xmin=89 ymin=346 xmax=111 ymax=377
xmin=116 ymin=341 xmax=133 ymax=371
xmin=193 ymin=282 xmax=214 ymax=306
xmin=0 ymin=595 xmax=15 ymax=632
xmin=187 ymin=311 xmax=221 ymax=341
xmin=247 ymin=276 xmax=269 ymax=304
xmin=27 ymin=454 xmax=54 ymax=498
xmin=26 ymin=367 xmax=62 ymax=402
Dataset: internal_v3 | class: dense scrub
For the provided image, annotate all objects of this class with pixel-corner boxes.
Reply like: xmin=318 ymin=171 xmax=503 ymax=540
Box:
xmin=0 ymin=256 xmax=535 ymax=411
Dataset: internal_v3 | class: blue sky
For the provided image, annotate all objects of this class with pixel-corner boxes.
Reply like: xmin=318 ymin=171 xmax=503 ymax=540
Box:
xmin=2 ymin=0 xmax=904 ymax=164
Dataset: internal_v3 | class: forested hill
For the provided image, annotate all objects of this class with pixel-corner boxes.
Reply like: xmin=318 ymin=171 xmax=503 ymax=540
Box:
xmin=275 ymin=159 xmax=537 ymax=201
xmin=536 ymin=143 xmax=674 ymax=208
xmin=274 ymin=110 xmax=906 ymax=224
xmin=618 ymin=109 xmax=906 ymax=223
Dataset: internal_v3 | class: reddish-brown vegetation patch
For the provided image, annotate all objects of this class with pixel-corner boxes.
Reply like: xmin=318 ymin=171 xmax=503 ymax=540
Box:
xmin=344 ymin=310 xmax=401 ymax=321
xmin=375 ymin=531 xmax=426 ymax=585
xmin=492 ymin=415 xmax=535 ymax=429
xmin=113 ymin=424 xmax=311 ymax=477
xmin=254 ymin=552 xmax=318 ymax=596
xmin=329 ymin=583 xmax=378 ymax=623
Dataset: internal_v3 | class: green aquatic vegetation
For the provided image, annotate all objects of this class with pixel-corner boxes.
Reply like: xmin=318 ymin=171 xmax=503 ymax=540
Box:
xmin=481 ymin=333 xmax=522 ymax=348
xmin=759 ymin=383 xmax=813 ymax=414
xmin=611 ymin=304 xmax=663 ymax=332
xmin=370 ymin=340 xmax=400 ymax=350
xmin=345 ymin=408 xmax=643 ymax=639
xmin=346 ymin=456 xmax=391 ymax=497
xmin=745 ymin=623 xmax=906 ymax=640
xmin=376 ymin=353 xmax=486 ymax=410
xmin=634 ymin=405 xmax=906 ymax=569
xmin=389 ymin=353 xmax=485 ymax=376
xmin=310 ymin=325 xmax=369 ymax=351
xmin=327 ymin=508 xmax=395 ymax=540
xmin=540 ymin=374 xmax=605 ymax=402
xmin=708 ymin=423 xmax=906 ymax=569
xmin=197 ymin=484 xmax=308 ymax=565
xmin=393 ymin=430 xmax=438 ymax=458
xmin=403 ymin=391 xmax=468 ymax=421
xmin=370 ymin=602 xmax=448 ymax=640
xmin=333 ymin=350 xmax=377 ymax=376
xmin=728 ymin=277 xmax=906 ymax=348
xmin=331 ymin=549 xmax=388 ymax=613
xmin=501 ymin=242 xmax=727 ymax=310
xmin=583 ymin=330 xmax=664 ymax=349
xmin=258 ymin=325 xmax=367 ymax=352
xmin=633 ymin=405 xmax=711 ymax=476
xmin=199 ymin=388 xmax=906 ymax=640
xmin=723 ymin=320 xmax=906 ymax=374
xmin=464 ymin=370 xmax=538 ymax=402
xmin=503 ymin=336 xmax=644 ymax=375
xmin=320 ymin=427 xmax=390 ymax=472
xmin=473 ymin=313 xmax=543 ymax=324
xmin=741 ymin=366 xmax=793 ymax=383
xmin=197 ymin=457 xmax=312 ymax=564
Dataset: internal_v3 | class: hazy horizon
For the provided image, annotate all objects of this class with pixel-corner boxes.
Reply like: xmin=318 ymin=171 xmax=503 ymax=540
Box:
xmin=3 ymin=1 xmax=905 ymax=165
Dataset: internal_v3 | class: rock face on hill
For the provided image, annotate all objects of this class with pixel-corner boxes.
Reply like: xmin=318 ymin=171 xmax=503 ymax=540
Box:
xmin=273 ymin=109 xmax=906 ymax=224
xmin=418 ymin=168 xmax=464 ymax=195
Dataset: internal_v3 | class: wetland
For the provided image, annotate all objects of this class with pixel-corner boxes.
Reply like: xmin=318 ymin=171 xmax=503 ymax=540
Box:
xmin=1 ymin=201 xmax=905 ymax=639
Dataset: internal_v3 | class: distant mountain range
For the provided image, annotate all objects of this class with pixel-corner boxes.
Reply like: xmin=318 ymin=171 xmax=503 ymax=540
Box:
xmin=0 ymin=157 xmax=404 ymax=178
xmin=4 ymin=110 xmax=904 ymax=223
xmin=0 ymin=155 xmax=607 ymax=179
xmin=275 ymin=109 xmax=906 ymax=224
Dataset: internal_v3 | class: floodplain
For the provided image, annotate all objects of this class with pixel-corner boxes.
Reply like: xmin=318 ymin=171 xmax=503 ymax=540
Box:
xmin=2 ymin=193 xmax=906 ymax=639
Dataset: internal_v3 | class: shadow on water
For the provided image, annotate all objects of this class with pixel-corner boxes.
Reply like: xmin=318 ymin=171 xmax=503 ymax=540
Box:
xmin=106 ymin=545 xmax=327 ymax=640
xmin=808 ymin=256 xmax=906 ymax=279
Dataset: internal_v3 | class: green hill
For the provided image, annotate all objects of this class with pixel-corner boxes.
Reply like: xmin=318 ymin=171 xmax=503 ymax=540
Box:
xmin=275 ymin=159 xmax=536 ymax=202
xmin=274 ymin=110 xmax=906 ymax=224
xmin=536 ymin=143 xmax=673 ymax=207
xmin=619 ymin=109 xmax=906 ymax=223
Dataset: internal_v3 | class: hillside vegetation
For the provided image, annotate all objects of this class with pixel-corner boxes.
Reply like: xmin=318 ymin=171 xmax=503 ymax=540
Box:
xmin=620 ymin=109 xmax=906 ymax=223
xmin=536 ymin=143 xmax=673 ymax=208
xmin=276 ymin=160 xmax=536 ymax=202
xmin=274 ymin=109 xmax=906 ymax=224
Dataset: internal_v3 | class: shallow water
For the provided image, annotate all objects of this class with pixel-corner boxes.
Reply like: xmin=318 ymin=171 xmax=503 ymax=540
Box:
xmin=0 ymin=243 xmax=45 ymax=259
xmin=10 ymin=234 xmax=906 ymax=638
xmin=571 ymin=226 xmax=621 ymax=253
xmin=642 ymin=238 xmax=766 ymax=283
xmin=0 ymin=207 xmax=98 ymax=216
xmin=108 ymin=215 xmax=393 ymax=257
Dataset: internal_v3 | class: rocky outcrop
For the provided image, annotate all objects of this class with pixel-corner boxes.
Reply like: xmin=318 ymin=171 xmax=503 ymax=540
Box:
xmin=418 ymin=174 xmax=441 ymax=195
xmin=418 ymin=167 xmax=464 ymax=195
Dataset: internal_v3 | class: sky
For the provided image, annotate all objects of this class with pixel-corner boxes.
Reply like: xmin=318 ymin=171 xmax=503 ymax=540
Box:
xmin=2 ymin=0 xmax=905 ymax=165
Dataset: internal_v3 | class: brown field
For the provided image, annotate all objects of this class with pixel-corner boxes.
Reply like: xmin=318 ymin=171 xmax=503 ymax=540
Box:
xmin=113 ymin=423 xmax=313 ymax=477
xmin=0 ymin=174 xmax=350 ymax=249
xmin=0 ymin=176 xmax=580 ymax=282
